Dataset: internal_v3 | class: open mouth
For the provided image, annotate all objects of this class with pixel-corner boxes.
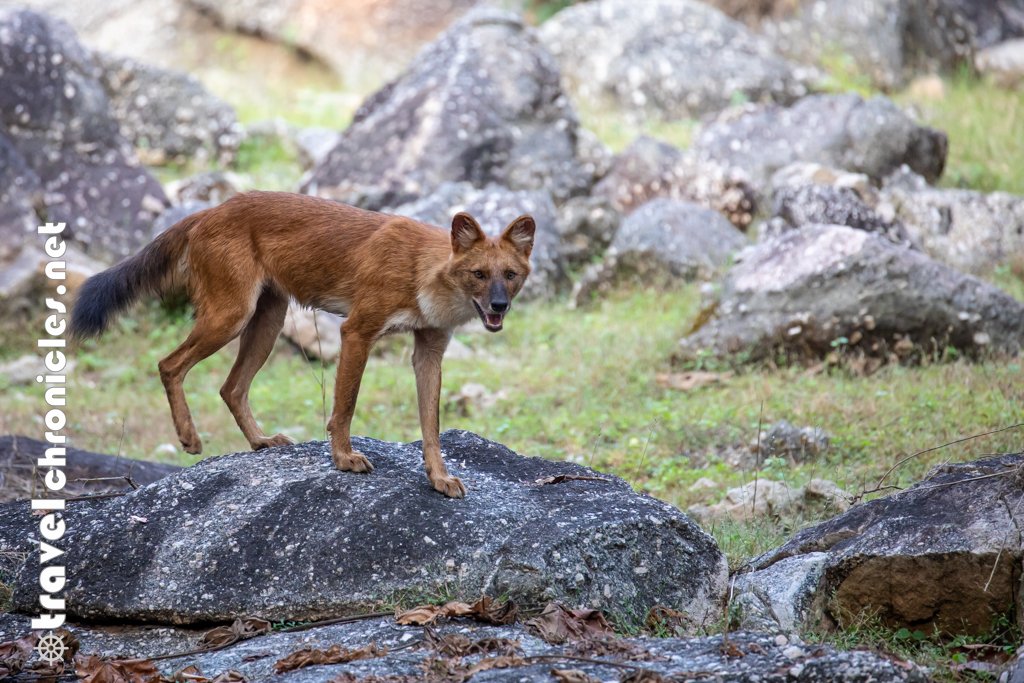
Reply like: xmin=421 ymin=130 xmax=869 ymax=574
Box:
xmin=473 ymin=300 xmax=505 ymax=332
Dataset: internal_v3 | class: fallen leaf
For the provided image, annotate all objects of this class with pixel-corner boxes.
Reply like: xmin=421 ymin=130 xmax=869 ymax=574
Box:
xmin=209 ymin=671 xmax=245 ymax=683
xmin=273 ymin=642 xmax=385 ymax=674
xmin=644 ymin=605 xmax=690 ymax=634
xmin=656 ymin=371 xmax=732 ymax=392
xmin=719 ymin=641 xmax=744 ymax=658
xmin=0 ymin=632 xmax=39 ymax=678
xmin=395 ymin=605 xmax=443 ymax=626
xmin=523 ymin=475 xmax=614 ymax=486
xmin=74 ymin=655 xmax=160 ymax=683
xmin=199 ymin=618 xmax=272 ymax=650
xmin=396 ymin=598 xmax=502 ymax=626
xmin=466 ymin=655 xmax=524 ymax=674
xmin=466 ymin=597 xmax=518 ymax=625
xmin=550 ymin=669 xmax=601 ymax=683
xmin=570 ymin=638 xmax=665 ymax=663
xmin=620 ymin=670 xmax=667 ymax=683
xmin=423 ymin=627 xmax=520 ymax=658
xmin=165 ymin=665 xmax=208 ymax=683
xmin=527 ymin=603 xmax=614 ymax=645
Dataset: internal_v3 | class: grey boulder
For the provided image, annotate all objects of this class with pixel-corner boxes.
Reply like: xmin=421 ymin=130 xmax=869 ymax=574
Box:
xmin=3 ymin=430 xmax=728 ymax=627
xmin=976 ymin=38 xmax=1024 ymax=87
xmin=571 ymin=199 xmax=747 ymax=307
xmin=748 ymin=452 xmax=1024 ymax=635
xmin=682 ymin=224 xmax=1024 ymax=362
xmin=538 ymin=0 xmax=814 ymax=120
xmin=301 ymin=9 xmax=597 ymax=209
xmin=757 ymin=0 xmax=975 ymax=89
xmin=0 ymin=9 xmax=168 ymax=264
xmin=591 ymin=135 xmax=758 ymax=230
xmin=692 ymin=94 xmax=948 ymax=191
xmin=771 ymin=184 xmax=916 ymax=248
xmin=94 ymin=52 xmax=243 ymax=166
xmin=879 ymin=166 xmax=1024 ymax=276
xmin=392 ymin=182 xmax=564 ymax=300
xmin=0 ymin=130 xmax=43 ymax=264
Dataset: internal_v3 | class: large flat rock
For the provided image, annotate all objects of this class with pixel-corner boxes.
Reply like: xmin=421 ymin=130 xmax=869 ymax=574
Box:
xmin=2 ymin=431 xmax=727 ymax=627
xmin=0 ymin=613 xmax=929 ymax=682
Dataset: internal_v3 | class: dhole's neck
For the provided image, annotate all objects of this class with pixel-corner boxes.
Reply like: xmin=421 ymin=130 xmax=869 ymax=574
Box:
xmin=414 ymin=247 xmax=476 ymax=330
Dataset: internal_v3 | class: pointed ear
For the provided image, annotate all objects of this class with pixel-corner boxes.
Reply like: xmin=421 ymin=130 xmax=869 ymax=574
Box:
xmin=451 ymin=212 xmax=485 ymax=254
xmin=502 ymin=215 xmax=535 ymax=257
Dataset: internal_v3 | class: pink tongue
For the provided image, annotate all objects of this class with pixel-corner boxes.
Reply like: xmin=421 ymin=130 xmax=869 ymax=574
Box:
xmin=486 ymin=314 xmax=503 ymax=326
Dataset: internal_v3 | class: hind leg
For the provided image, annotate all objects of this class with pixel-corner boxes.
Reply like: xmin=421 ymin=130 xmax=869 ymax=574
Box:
xmin=220 ymin=287 xmax=293 ymax=450
xmin=158 ymin=308 xmax=251 ymax=455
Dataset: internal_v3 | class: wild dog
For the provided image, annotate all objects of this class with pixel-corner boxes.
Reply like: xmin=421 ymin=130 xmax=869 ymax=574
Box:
xmin=69 ymin=191 xmax=535 ymax=498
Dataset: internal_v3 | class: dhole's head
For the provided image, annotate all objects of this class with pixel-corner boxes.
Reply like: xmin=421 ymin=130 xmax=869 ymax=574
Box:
xmin=449 ymin=212 xmax=535 ymax=332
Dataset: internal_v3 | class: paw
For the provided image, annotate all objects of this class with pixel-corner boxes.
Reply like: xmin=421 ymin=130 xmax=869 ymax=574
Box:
xmin=252 ymin=434 xmax=297 ymax=450
xmin=181 ymin=435 xmax=203 ymax=455
xmin=430 ymin=474 xmax=466 ymax=499
xmin=333 ymin=449 xmax=374 ymax=473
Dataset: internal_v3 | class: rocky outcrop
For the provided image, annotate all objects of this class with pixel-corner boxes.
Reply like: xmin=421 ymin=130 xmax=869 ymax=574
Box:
xmin=976 ymin=38 xmax=1024 ymax=87
xmin=756 ymin=0 xmax=976 ymax=89
xmin=554 ymin=196 xmax=621 ymax=268
xmin=747 ymin=452 xmax=1024 ymax=635
xmin=392 ymin=182 xmax=564 ymax=300
xmin=538 ymin=0 xmax=814 ymax=120
xmin=591 ymin=136 xmax=758 ymax=229
xmin=771 ymin=184 xmax=916 ymax=247
xmin=682 ymin=224 xmax=1024 ymax=362
xmin=301 ymin=9 xmax=599 ymax=210
xmin=94 ymin=52 xmax=243 ymax=166
xmin=0 ymin=9 xmax=168 ymax=264
xmin=879 ymin=167 xmax=1024 ymax=276
xmin=0 ymin=435 xmax=180 ymax=503
xmin=186 ymin=0 xmax=515 ymax=92
xmin=692 ymin=94 xmax=948 ymax=191
xmin=571 ymin=199 xmax=746 ymax=307
xmin=2 ymin=431 xmax=728 ymax=627
xmin=0 ymin=612 xmax=928 ymax=682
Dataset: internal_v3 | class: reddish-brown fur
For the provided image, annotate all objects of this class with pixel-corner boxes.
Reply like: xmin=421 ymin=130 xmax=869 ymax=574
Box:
xmin=72 ymin=191 xmax=535 ymax=498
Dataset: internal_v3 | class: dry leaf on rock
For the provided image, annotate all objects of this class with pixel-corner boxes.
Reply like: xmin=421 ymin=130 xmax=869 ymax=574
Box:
xmin=166 ymin=665 xmax=207 ymax=683
xmin=273 ymin=642 xmax=385 ymax=674
xmin=199 ymin=618 xmax=272 ymax=649
xmin=656 ymin=372 xmax=732 ymax=392
xmin=527 ymin=603 xmax=614 ymax=644
xmin=621 ymin=670 xmax=668 ymax=683
xmin=74 ymin=655 xmax=160 ymax=683
xmin=466 ymin=655 xmax=525 ymax=674
xmin=424 ymin=628 xmax=520 ymax=658
xmin=466 ymin=597 xmax=518 ymax=625
xmin=550 ymin=668 xmax=601 ymax=683
xmin=0 ymin=632 xmax=39 ymax=678
xmin=209 ymin=670 xmax=245 ymax=683
xmin=396 ymin=598 xmax=515 ymax=626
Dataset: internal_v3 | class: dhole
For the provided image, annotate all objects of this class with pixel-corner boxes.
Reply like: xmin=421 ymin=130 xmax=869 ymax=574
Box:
xmin=70 ymin=191 xmax=535 ymax=498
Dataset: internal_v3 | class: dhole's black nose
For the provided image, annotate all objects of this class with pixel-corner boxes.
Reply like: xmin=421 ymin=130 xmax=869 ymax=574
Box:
xmin=491 ymin=300 xmax=508 ymax=313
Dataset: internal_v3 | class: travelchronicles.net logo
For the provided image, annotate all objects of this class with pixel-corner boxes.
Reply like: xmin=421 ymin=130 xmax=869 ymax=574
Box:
xmin=33 ymin=222 xmax=70 ymax=663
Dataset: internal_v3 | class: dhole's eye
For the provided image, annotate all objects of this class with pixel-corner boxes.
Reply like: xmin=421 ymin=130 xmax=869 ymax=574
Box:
xmin=506 ymin=271 xmax=516 ymax=280
xmin=473 ymin=270 xmax=485 ymax=279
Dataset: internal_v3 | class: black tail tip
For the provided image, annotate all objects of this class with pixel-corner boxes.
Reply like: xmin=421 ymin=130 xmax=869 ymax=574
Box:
xmin=69 ymin=272 xmax=116 ymax=340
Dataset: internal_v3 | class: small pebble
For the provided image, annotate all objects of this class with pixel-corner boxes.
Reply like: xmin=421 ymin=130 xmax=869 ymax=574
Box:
xmin=774 ymin=634 xmax=788 ymax=646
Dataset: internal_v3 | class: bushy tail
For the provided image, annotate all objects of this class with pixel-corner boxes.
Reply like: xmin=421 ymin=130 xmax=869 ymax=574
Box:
xmin=70 ymin=214 xmax=199 ymax=339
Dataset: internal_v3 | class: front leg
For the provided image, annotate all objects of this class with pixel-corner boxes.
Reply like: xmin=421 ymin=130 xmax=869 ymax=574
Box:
xmin=413 ymin=328 xmax=465 ymax=498
xmin=327 ymin=317 xmax=377 ymax=473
